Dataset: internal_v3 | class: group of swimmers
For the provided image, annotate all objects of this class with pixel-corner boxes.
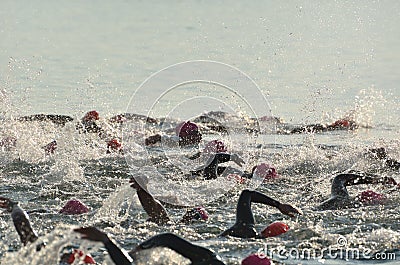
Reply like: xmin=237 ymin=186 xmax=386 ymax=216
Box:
xmin=0 ymin=111 xmax=399 ymax=264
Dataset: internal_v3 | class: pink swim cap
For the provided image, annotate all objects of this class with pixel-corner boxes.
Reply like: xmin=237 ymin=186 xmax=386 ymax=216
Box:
xmin=203 ymin=140 xmax=227 ymax=153
xmin=193 ymin=206 xmax=209 ymax=221
xmin=261 ymin=221 xmax=290 ymax=238
xmin=175 ymin=121 xmax=199 ymax=138
xmin=59 ymin=199 xmax=89 ymax=215
xmin=83 ymin=110 xmax=99 ymax=121
xmin=242 ymin=253 xmax=271 ymax=265
xmin=254 ymin=163 xmax=278 ymax=180
xmin=107 ymin=139 xmax=122 ymax=151
xmin=358 ymin=190 xmax=386 ymax=205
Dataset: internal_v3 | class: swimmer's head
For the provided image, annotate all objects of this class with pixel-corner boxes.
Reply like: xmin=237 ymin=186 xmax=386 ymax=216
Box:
xmin=242 ymin=253 xmax=271 ymax=265
xmin=203 ymin=140 xmax=227 ymax=153
xmin=358 ymin=190 xmax=386 ymax=205
xmin=252 ymin=163 xmax=278 ymax=180
xmin=175 ymin=121 xmax=202 ymax=146
xmin=59 ymin=199 xmax=89 ymax=215
xmin=82 ymin=110 xmax=99 ymax=122
xmin=260 ymin=221 xmax=290 ymax=238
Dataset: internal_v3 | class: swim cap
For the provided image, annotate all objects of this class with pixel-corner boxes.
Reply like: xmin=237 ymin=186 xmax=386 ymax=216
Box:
xmin=193 ymin=206 xmax=209 ymax=221
xmin=67 ymin=249 xmax=96 ymax=264
xmin=358 ymin=190 xmax=386 ymax=205
xmin=83 ymin=110 xmax=100 ymax=121
xmin=59 ymin=199 xmax=89 ymax=215
xmin=254 ymin=163 xmax=278 ymax=180
xmin=175 ymin=121 xmax=199 ymax=138
xmin=203 ymin=140 xmax=227 ymax=153
xmin=107 ymin=138 xmax=122 ymax=151
xmin=242 ymin=253 xmax=271 ymax=265
xmin=261 ymin=221 xmax=290 ymax=238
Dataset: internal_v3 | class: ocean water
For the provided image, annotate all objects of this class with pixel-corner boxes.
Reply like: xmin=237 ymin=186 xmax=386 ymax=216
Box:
xmin=0 ymin=1 xmax=399 ymax=264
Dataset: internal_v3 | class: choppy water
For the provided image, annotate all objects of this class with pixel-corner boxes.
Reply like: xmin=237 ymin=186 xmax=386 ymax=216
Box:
xmin=1 ymin=1 xmax=400 ymax=264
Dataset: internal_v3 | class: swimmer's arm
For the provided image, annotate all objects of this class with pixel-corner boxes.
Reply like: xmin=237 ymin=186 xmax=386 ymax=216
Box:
xmin=0 ymin=198 xmax=39 ymax=245
xmin=74 ymin=227 xmax=132 ymax=265
xmin=136 ymin=233 xmax=222 ymax=264
xmin=131 ymin=181 xmax=170 ymax=224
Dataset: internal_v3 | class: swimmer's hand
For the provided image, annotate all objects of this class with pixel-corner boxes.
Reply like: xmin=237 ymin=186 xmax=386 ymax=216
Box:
xmin=231 ymin=154 xmax=245 ymax=167
xmin=278 ymin=203 xmax=302 ymax=217
xmin=381 ymin=176 xmax=397 ymax=186
xmin=0 ymin=197 xmax=16 ymax=212
xmin=74 ymin=227 xmax=109 ymax=243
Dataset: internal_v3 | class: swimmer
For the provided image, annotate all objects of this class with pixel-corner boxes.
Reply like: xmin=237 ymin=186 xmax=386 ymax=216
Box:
xmin=220 ymin=189 xmax=301 ymax=238
xmin=368 ymin=147 xmax=400 ymax=170
xmin=0 ymin=197 xmax=89 ymax=251
xmin=129 ymin=176 xmax=208 ymax=225
xmin=289 ymin=118 xmax=358 ymax=134
xmin=317 ymin=172 xmax=397 ymax=210
xmin=109 ymin=113 xmax=158 ymax=124
xmin=145 ymin=121 xmax=202 ymax=147
xmin=17 ymin=114 xmax=74 ymax=126
xmin=74 ymin=227 xmax=225 ymax=265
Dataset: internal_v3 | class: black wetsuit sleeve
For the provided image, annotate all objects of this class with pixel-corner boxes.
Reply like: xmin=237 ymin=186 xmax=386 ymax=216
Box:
xmin=202 ymin=153 xmax=233 ymax=180
xmin=10 ymin=204 xmax=39 ymax=245
xmin=331 ymin=173 xmax=377 ymax=197
xmin=139 ymin=233 xmax=224 ymax=264
xmin=103 ymin=238 xmax=133 ymax=265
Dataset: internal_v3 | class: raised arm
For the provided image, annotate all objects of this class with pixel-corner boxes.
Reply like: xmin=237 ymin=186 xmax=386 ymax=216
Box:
xmin=331 ymin=173 xmax=395 ymax=198
xmin=129 ymin=177 xmax=170 ymax=224
xmin=74 ymin=227 xmax=132 ymax=265
xmin=134 ymin=233 xmax=225 ymax=264
xmin=0 ymin=197 xmax=39 ymax=245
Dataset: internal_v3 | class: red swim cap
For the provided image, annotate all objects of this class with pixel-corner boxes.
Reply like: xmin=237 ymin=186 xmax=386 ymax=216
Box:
xmin=67 ymin=249 xmax=96 ymax=264
xmin=358 ymin=190 xmax=386 ymax=205
xmin=261 ymin=221 xmax=290 ymax=238
xmin=83 ymin=110 xmax=100 ymax=121
xmin=332 ymin=119 xmax=350 ymax=128
xmin=107 ymin=139 xmax=122 ymax=151
xmin=59 ymin=199 xmax=89 ymax=215
xmin=254 ymin=163 xmax=278 ymax=180
xmin=242 ymin=253 xmax=271 ymax=265
xmin=203 ymin=140 xmax=227 ymax=153
xmin=44 ymin=140 xmax=57 ymax=154
xmin=175 ymin=121 xmax=199 ymax=138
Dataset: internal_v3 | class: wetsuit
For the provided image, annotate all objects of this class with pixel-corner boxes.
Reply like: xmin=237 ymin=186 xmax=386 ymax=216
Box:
xmin=220 ymin=189 xmax=295 ymax=238
xmin=136 ymin=233 xmax=225 ymax=265
xmin=317 ymin=173 xmax=394 ymax=210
